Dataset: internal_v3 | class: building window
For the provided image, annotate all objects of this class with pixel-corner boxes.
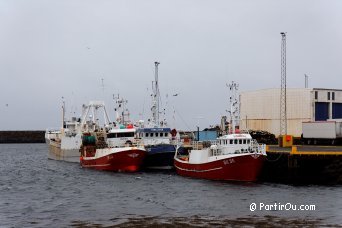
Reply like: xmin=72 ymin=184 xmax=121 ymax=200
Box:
xmin=328 ymin=92 xmax=330 ymax=100
xmin=315 ymin=91 xmax=318 ymax=100
xmin=332 ymin=92 xmax=335 ymax=101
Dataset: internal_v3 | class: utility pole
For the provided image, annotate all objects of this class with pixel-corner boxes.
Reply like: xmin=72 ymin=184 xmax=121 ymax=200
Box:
xmin=280 ymin=32 xmax=287 ymax=136
xmin=305 ymin=74 xmax=308 ymax=88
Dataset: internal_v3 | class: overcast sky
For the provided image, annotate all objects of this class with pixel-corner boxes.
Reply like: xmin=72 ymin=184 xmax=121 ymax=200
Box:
xmin=0 ymin=0 xmax=341 ymax=130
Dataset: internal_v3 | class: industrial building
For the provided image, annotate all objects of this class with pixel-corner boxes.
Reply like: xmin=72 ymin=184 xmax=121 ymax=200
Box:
xmin=239 ymin=88 xmax=342 ymax=137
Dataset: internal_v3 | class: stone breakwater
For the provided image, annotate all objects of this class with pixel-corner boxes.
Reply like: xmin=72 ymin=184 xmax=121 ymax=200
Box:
xmin=0 ymin=131 xmax=45 ymax=143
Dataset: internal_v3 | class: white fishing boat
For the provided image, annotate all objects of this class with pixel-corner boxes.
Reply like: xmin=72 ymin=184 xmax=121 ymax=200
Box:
xmin=45 ymin=101 xmax=112 ymax=162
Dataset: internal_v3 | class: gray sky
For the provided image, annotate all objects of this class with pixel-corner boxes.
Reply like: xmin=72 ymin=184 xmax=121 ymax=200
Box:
xmin=0 ymin=0 xmax=341 ymax=130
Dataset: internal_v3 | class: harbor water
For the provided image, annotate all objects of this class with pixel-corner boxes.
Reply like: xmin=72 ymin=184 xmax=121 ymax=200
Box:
xmin=0 ymin=144 xmax=342 ymax=227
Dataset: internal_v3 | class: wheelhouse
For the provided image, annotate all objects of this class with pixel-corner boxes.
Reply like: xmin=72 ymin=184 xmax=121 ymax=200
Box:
xmin=136 ymin=128 xmax=172 ymax=138
xmin=136 ymin=128 xmax=172 ymax=146
xmin=106 ymin=128 xmax=136 ymax=148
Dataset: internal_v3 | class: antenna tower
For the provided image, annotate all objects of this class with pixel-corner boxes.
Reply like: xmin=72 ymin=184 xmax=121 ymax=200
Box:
xmin=280 ymin=32 xmax=287 ymax=135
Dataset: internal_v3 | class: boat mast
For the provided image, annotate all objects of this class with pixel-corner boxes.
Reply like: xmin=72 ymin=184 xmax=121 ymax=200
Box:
xmin=114 ymin=94 xmax=130 ymax=125
xmin=227 ymin=81 xmax=239 ymax=134
xmin=61 ymin=97 xmax=65 ymax=134
xmin=151 ymin=61 xmax=160 ymax=127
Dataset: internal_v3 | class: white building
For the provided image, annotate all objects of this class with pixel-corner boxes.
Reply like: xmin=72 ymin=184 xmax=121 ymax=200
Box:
xmin=239 ymin=88 xmax=342 ymax=137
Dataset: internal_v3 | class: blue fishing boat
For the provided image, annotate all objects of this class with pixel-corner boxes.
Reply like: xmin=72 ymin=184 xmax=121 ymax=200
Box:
xmin=137 ymin=128 xmax=176 ymax=169
xmin=139 ymin=62 xmax=177 ymax=169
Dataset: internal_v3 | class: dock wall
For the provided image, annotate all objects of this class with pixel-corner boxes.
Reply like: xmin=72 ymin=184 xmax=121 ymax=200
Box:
xmin=261 ymin=150 xmax=342 ymax=184
xmin=0 ymin=131 xmax=45 ymax=143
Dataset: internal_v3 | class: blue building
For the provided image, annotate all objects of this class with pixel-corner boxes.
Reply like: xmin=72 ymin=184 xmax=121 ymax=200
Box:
xmin=194 ymin=130 xmax=218 ymax=141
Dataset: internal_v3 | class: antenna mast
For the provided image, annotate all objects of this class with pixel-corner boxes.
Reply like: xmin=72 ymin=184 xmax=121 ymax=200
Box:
xmin=227 ymin=81 xmax=239 ymax=134
xmin=280 ymin=32 xmax=287 ymax=136
xmin=113 ymin=94 xmax=130 ymax=125
xmin=61 ymin=97 xmax=66 ymax=132
xmin=151 ymin=61 xmax=160 ymax=127
xmin=101 ymin=78 xmax=105 ymax=92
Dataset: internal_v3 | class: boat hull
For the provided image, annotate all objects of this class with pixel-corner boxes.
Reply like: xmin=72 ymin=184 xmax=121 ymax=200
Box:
xmin=174 ymin=154 xmax=265 ymax=182
xmin=144 ymin=144 xmax=176 ymax=169
xmin=47 ymin=139 xmax=80 ymax=163
xmin=81 ymin=147 xmax=146 ymax=172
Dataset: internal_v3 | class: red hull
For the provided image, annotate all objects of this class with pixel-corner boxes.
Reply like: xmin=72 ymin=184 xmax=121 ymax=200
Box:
xmin=174 ymin=154 xmax=265 ymax=182
xmin=81 ymin=149 xmax=146 ymax=172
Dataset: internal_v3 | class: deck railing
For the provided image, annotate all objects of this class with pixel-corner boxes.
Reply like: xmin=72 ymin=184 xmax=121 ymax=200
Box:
xmin=250 ymin=139 xmax=266 ymax=154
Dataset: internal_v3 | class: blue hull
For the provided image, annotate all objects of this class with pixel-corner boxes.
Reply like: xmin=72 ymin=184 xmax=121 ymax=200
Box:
xmin=144 ymin=144 xmax=176 ymax=169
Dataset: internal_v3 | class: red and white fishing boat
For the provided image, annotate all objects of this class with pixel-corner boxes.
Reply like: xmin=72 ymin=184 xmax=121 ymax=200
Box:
xmin=80 ymin=96 xmax=146 ymax=172
xmin=174 ymin=133 xmax=266 ymax=181
xmin=80 ymin=128 xmax=146 ymax=172
xmin=174 ymin=81 xmax=266 ymax=181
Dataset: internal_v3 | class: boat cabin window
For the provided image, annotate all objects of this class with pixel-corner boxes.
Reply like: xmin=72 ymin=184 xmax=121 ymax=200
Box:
xmin=155 ymin=133 xmax=159 ymax=137
xmin=247 ymin=139 xmax=250 ymax=144
xmin=239 ymin=139 xmax=242 ymax=144
xmin=107 ymin=132 xmax=134 ymax=138
xmin=230 ymin=140 xmax=233 ymax=144
xmin=234 ymin=139 xmax=237 ymax=144
xmin=118 ymin=132 xmax=134 ymax=138
xmin=243 ymin=139 xmax=246 ymax=144
xmin=145 ymin=133 xmax=148 ymax=137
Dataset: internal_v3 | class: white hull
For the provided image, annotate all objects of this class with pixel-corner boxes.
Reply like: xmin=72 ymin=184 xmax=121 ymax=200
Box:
xmin=46 ymin=138 xmax=80 ymax=163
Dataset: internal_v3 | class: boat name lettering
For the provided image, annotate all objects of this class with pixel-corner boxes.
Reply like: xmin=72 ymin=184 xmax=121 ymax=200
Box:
xmin=251 ymin=154 xmax=260 ymax=159
xmin=223 ymin=158 xmax=235 ymax=165
xmin=128 ymin=153 xmax=139 ymax=158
